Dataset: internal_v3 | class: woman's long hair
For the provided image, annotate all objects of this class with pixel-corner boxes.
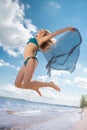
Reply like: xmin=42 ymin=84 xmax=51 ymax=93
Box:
xmin=40 ymin=30 xmax=55 ymax=52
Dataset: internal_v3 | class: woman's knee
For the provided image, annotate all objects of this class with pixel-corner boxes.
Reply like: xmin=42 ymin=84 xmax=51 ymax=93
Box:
xmin=23 ymin=81 xmax=28 ymax=88
xmin=23 ymin=81 xmax=31 ymax=89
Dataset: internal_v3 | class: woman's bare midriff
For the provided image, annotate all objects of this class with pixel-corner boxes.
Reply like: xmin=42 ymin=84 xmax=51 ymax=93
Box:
xmin=24 ymin=43 xmax=37 ymax=60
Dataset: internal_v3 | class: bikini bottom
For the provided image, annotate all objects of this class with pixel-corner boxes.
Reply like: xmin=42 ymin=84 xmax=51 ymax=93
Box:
xmin=24 ymin=56 xmax=38 ymax=66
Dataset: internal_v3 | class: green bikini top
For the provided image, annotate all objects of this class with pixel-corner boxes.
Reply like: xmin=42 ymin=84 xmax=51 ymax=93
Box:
xmin=27 ymin=38 xmax=39 ymax=48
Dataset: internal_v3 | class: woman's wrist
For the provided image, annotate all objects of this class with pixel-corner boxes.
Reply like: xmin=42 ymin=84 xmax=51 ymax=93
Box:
xmin=67 ymin=27 xmax=74 ymax=31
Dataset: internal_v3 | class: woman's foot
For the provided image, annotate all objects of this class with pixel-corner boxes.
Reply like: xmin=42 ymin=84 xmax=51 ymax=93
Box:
xmin=49 ymin=81 xmax=60 ymax=91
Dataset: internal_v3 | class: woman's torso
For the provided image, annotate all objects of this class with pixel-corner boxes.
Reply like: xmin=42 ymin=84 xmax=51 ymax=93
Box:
xmin=24 ymin=38 xmax=40 ymax=60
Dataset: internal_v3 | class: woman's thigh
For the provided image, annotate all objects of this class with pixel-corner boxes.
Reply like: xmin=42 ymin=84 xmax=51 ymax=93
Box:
xmin=23 ymin=58 xmax=38 ymax=85
xmin=15 ymin=66 xmax=25 ymax=86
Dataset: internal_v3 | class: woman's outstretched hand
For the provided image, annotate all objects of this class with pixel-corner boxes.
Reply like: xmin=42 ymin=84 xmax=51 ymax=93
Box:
xmin=68 ymin=27 xmax=76 ymax=32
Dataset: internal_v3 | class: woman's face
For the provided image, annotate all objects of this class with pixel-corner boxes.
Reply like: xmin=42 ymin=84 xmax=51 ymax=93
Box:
xmin=37 ymin=30 xmax=46 ymax=37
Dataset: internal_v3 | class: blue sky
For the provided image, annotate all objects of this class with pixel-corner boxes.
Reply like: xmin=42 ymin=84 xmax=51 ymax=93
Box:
xmin=0 ymin=0 xmax=87 ymax=106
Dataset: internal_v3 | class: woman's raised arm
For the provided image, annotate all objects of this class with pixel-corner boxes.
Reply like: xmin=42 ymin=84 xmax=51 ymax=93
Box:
xmin=42 ymin=27 xmax=74 ymax=43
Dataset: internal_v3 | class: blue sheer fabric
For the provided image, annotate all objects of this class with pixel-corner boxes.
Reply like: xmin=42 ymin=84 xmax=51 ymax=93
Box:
xmin=41 ymin=28 xmax=82 ymax=76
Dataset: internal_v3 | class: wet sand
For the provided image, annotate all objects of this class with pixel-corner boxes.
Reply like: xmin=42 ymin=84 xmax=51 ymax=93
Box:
xmin=72 ymin=107 xmax=87 ymax=130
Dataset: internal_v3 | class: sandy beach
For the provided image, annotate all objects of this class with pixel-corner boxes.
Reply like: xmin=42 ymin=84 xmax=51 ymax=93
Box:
xmin=26 ymin=107 xmax=87 ymax=130
xmin=72 ymin=107 xmax=87 ymax=130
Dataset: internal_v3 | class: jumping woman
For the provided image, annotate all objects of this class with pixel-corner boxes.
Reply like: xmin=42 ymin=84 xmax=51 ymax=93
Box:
xmin=15 ymin=27 xmax=74 ymax=96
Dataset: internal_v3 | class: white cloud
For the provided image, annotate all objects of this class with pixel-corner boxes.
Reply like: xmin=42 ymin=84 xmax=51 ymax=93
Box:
xmin=43 ymin=0 xmax=61 ymax=15
xmin=0 ymin=59 xmax=20 ymax=71
xmin=74 ymin=77 xmax=87 ymax=89
xmin=6 ymin=49 xmax=20 ymax=57
xmin=37 ymin=75 xmax=48 ymax=82
xmin=37 ymin=73 xmax=60 ymax=85
xmin=51 ymin=69 xmax=69 ymax=76
xmin=0 ymin=0 xmax=37 ymax=57
xmin=25 ymin=4 xmax=31 ymax=9
xmin=53 ymin=93 xmax=80 ymax=106
xmin=0 ymin=83 xmax=80 ymax=106
xmin=0 ymin=59 xmax=15 ymax=68
xmin=37 ymin=70 xmax=71 ymax=88
xmin=76 ymin=63 xmax=87 ymax=73
xmin=48 ymin=1 xmax=61 ymax=9
xmin=76 ymin=63 xmax=82 ymax=69
xmin=63 ymin=79 xmax=71 ymax=85
xmin=83 ymin=68 xmax=87 ymax=73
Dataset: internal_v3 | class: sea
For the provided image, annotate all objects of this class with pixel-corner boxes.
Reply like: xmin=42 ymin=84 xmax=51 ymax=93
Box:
xmin=0 ymin=96 xmax=81 ymax=130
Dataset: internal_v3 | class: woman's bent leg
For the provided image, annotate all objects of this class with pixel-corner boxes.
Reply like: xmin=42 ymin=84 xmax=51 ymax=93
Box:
xmin=15 ymin=66 xmax=25 ymax=88
xmin=15 ymin=59 xmax=60 ymax=96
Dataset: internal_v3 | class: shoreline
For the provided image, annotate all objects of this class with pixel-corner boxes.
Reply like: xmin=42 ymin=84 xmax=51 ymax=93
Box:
xmin=0 ymin=108 xmax=80 ymax=130
xmin=0 ymin=96 xmax=85 ymax=130
xmin=71 ymin=107 xmax=87 ymax=130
